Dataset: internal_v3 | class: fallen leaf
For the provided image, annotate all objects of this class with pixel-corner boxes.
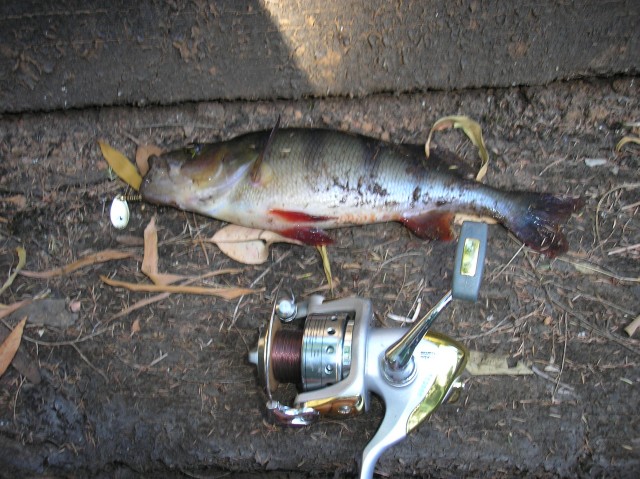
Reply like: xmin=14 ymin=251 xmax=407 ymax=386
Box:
xmin=0 ymin=246 xmax=26 ymax=296
xmin=130 ymin=318 xmax=141 ymax=336
xmin=615 ymin=135 xmax=640 ymax=151
xmin=136 ymin=144 xmax=163 ymax=176
xmin=104 ymin=269 xmax=240 ymax=324
xmin=208 ymin=225 xmax=303 ymax=265
xmin=0 ymin=322 xmax=41 ymax=384
xmin=0 ymin=195 xmax=27 ymax=209
xmin=20 ymin=249 xmax=133 ymax=278
xmin=142 ymin=217 xmax=186 ymax=285
xmin=100 ymin=275 xmax=260 ymax=300
xmin=0 ymin=300 xmax=31 ymax=320
xmin=317 ymin=245 xmax=333 ymax=292
xmin=465 ymin=350 xmax=532 ymax=376
xmin=624 ymin=315 xmax=640 ymax=337
xmin=0 ymin=316 xmax=27 ymax=377
xmin=425 ymin=115 xmax=489 ymax=181
xmin=98 ymin=140 xmax=142 ymax=190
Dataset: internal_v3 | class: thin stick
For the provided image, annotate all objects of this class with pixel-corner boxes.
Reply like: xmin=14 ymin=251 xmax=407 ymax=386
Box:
xmin=70 ymin=343 xmax=108 ymax=382
xmin=228 ymin=250 xmax=292 ymax=329
xmin=595 ymin=182 xmax=640 ymax=255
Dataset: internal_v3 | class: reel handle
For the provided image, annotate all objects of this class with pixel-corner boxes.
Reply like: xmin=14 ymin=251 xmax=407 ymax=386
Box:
xmin=382 ymin=221 xmax=488 ymax=384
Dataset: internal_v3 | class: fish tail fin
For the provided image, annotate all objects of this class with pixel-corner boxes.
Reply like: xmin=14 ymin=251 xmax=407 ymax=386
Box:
xmin=502 ymin=193 xmax=584 ymax=257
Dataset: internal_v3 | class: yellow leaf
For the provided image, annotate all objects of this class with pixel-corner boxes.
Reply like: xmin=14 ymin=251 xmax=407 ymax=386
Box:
xmin=615 ymin=135 xmax=640 ymax=152
xmin=425 ymin=115 xmax=490 ymax=181
xmin=0 ymin=246 xmax=26 ymax=296
xmin=98 ymin=140 xmax=142 ymax=190
xmin=208 ymin=225 xmax=303 ymax=265
xmin=465 ymin=350 xmax=532 ymax=376
xmin=0 ymin=316 xmax=27 ymax=377
xmin=317 ymin=245 xmax=333 ymax=293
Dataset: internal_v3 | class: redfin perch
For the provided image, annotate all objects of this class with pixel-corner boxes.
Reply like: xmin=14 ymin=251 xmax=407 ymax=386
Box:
xmin=140 ymin=128 xmax=583 ymax=257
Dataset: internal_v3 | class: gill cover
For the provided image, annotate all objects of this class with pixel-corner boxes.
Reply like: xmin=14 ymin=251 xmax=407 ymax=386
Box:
xmin=141 ymin=143 xmax=257 ymax=210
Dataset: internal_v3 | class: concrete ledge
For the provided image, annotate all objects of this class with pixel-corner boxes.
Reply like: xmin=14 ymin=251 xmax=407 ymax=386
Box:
xmin=1 ymin=0 xmax=638 ymax=113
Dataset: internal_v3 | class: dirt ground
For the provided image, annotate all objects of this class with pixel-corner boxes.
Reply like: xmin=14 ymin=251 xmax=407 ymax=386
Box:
xmin=0 ymin=77 xmax=638 ymax=478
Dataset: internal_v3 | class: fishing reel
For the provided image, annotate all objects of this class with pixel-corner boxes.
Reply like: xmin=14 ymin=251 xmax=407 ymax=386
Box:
xmin=249 ymin=222 xmax=488 ymax=478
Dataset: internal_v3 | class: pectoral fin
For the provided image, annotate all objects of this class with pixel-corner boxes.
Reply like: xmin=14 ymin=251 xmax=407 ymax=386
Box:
xmin=401 ymin=211 xmax=455 ymax=241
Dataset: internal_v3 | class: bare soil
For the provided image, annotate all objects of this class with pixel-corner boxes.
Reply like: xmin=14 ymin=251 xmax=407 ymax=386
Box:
xmin=0 ymin=77 xmax=639 ymax=478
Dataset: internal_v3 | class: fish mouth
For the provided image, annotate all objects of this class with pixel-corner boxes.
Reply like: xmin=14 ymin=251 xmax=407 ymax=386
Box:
xmin=140 ymin=155 xmax=179 ymax=206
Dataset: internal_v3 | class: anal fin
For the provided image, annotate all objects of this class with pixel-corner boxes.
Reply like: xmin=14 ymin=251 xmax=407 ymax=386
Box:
xmin=401 ymin=211 xmax=455 ymax=241
xmin=279 ymin=227 xmax=334 ymax=246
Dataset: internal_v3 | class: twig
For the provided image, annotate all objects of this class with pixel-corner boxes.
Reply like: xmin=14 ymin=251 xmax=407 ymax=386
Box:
xmin=595 ymin=182 xmax=640 ymax=255
xmin=70 ymin=343 xmax=108 ymax=382
xmin=552 ymin=314 xmax=569 ymax=401
xmin=531 ymin=365 xmax=575 ymax=393
xmin=459 ymin=316 xmax=513 ymax=340
xmin=228 ymin=250 xmax=292 ymax=329
xmin=13 ymin=376 xmax=26 ymax=422
xmin=490 ymin=244 xmax=524 ymax=281
xmin=524 ymin=253 xmax=640 ymax=356
xmin=607 ymin=243 xmax=640 ymax=256
xmin=555 ymin=256 xmax=640 ymax=283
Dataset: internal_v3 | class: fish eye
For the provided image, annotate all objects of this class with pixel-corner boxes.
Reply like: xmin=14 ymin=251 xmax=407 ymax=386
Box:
xmin=185 ymin=143 xmax=203 ymax=157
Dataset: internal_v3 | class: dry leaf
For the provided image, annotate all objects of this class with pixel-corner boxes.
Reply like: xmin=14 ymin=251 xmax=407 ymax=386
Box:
xmin=465 ymin=350 xmax=532 ymax=376
xmin=131 ymin=318 xmax=141 ymax=336
xmin=105 ymin=270 xmax=240 ymax=323
xmin=21 ymin=249 xmax=133 ymax=278
xmin=136 ymin=144 xmax=163 ymax=176
xmin=0 ymin=195 xmax=27 ymax=209
xmin=317 ymin=245 xmax=333 ymax=292
xmin=615 ymin=135 xmax=640 ymax=151
xmin=624 ymin=315 xmax=640 ymax=337
xmin=208 ymin=225 xmax=303 ymax=265
xmin=425 ymin=115 xmax=489 ymax=181
xmin=142 ymin=217 xmax=186 ymax=285
xmin=98 ymin=140 xmax=142 ymax=190
xmin=100 ymin=275 xmax=260 ymax=300
xmin=0 ymin=316 xmax=27 ymax=377
xmin=0 ymin=300 xmax=31 ymax=320
xmin=0 ymin=322 xmax=41 ymax=384
xmin=0 ymin=246 xmax=26 ymax=296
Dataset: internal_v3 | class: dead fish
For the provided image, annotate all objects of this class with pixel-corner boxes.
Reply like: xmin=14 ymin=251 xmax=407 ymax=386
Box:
xmin=140 ymin=126 xmax=583 ymax=257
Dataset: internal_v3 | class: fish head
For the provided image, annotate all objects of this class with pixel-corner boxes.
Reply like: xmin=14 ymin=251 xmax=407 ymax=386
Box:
xmin=140 ymin=143 xmax=256 ymax=211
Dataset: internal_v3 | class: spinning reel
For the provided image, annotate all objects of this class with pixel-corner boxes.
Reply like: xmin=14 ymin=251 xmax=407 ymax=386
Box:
xmin=249 ymin=222 xmax=488 ymax=478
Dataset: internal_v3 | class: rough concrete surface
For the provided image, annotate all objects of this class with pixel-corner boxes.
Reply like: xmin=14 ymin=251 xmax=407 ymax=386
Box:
xmin=1 ymin=0 xmax=638 ymax=113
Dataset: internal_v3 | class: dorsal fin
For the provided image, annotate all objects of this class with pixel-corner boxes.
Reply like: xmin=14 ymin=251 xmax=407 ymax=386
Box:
xmin=250 ymin=115 xmax=280 ymax=184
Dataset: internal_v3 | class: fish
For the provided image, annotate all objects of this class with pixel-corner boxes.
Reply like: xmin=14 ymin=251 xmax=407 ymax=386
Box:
xmin=140 ymin=126 xmax=583 ymax=257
